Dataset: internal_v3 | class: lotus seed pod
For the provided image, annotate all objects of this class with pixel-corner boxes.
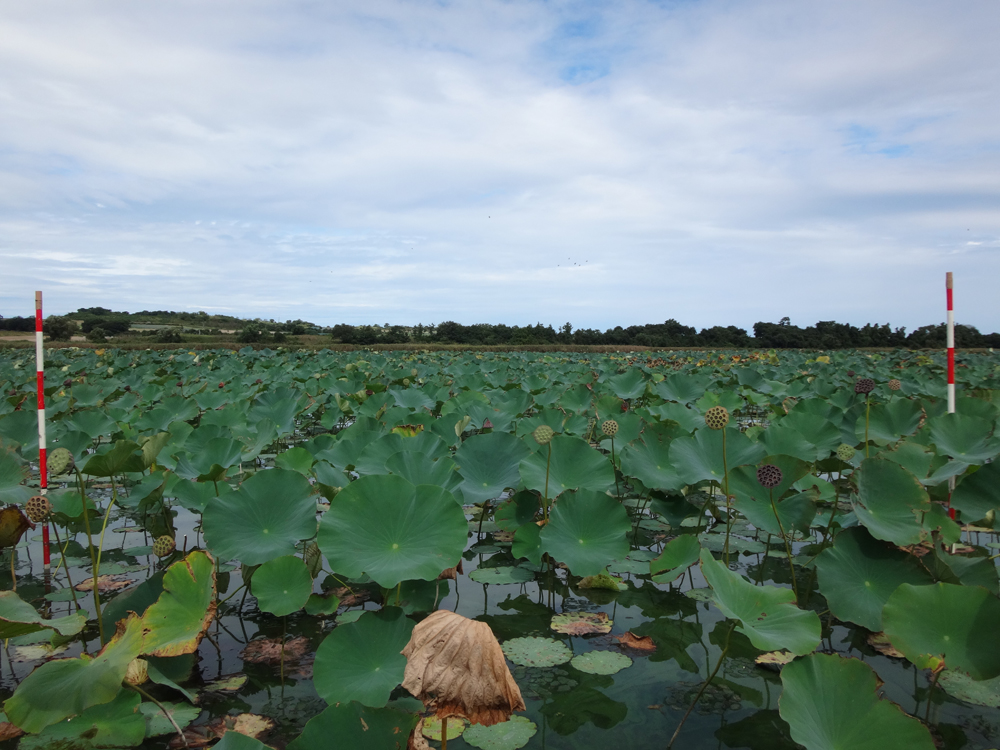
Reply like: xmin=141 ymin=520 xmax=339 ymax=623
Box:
xmin=704 ymin=406 xmax=729 ymax=430
xmin=47 ymin=447 xmax=74 ymax=475
xmin=403 ymin=378 xmax=410 ymax=386
xmin=125 ymin=657 xmax=149 ymax=686
xmin=836 ymin=444 xmax=856 ymax=462
xmin=123 ymin=385 xmax=131 ymax=392
xmin=855 ymin=378 xmax=875 ymax=395
xmin=152 ymin=535 xmax=176 ymax=558
xmin=411 ymin=368 xmax=418 ymax=377
xmin=601 ymin=419 xmax=619 ymax=437
xmin=846 ymin=370 xmax=856 ymax=378
xmin=888 ymin=379 xmax=901 ymax=391
xmin=25 ymin=495 xmax=52 ymax=523
xmin=63 ymin=378 xmax=72 ymax=387
xmin=756 ymin=464 xmax=783 ymax=489
xmin=533 ymin=425 xmax=555 ymax=445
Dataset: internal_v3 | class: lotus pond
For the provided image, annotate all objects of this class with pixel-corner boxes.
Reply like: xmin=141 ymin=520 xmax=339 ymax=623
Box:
xmin=0 ymin=346 xmax=999 ymax=750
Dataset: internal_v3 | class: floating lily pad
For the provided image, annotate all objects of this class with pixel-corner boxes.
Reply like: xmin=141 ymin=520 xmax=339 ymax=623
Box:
xmin=462 ymin=715 xmax=538 ymax=750
xmin=203 ymin=673 xmax=248 ymax=692
xmin=469 ymin=566 xmax=535 ymax=585
xmin=571 ymin=651 xmax=632 ymax=675
xmin=550 ymin=612 xmax=612 ymax=635
xmin=683 ymin=588 xmax=714 ymax=602
xmin=502 ymin=637 xmax=572 ymax=667
xmin=421 ymin=715 xmax=468 ymax=740
xmin=650 ymin=535 xmax=701 ymax=584
xmin=938 ymin=669 xmax=1000 ymax=708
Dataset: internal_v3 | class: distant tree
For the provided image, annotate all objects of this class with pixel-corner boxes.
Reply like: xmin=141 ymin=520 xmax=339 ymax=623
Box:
xmin=86 ymin=327 xmax=107 ymax=343
xmin=237 ymin=322 xmax=266 ymax=343
xmin=45 ymin=317 xmax=77 ymax=341
xmin=156 ymin=329 xmax=183 ymax=343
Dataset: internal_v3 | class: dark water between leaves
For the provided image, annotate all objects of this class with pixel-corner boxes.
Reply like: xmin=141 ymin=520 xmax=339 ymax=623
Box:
xmin=2 ymin=492 xmax=999 ymax=750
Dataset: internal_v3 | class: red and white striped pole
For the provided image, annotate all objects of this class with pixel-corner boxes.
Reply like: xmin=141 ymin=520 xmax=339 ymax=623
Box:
xmin=34 ymin=292 xmax=51 ymax=570
xmin=946 ymin=272 xmax=955 ymax=413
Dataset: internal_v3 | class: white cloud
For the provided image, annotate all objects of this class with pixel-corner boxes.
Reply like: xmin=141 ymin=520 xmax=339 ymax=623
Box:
xmin=1 ymin=0 xmax=998 ymax=332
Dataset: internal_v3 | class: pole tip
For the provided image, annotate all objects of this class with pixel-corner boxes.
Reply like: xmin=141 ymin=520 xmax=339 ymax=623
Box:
xmin=34 ymin=291 xmax=42 ymax=308
xmin=946 ymin=272 xmax=953 ymax=289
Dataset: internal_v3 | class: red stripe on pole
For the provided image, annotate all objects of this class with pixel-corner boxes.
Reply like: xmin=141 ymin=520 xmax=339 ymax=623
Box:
xmin=34 ymin=292 xmax=50 ymax=569
xmin=946 ymin=288 xmax=953 ymax=311
xmin=947 ymin=354 xmax=955 ymax=384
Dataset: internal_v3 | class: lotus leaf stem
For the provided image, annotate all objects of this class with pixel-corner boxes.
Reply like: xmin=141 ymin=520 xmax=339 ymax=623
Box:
xmin=769 ymin=488 xmax=799 ymax=601
xmin=925 ymin=665 xmax=944 ymax=724
xmin=441 ymin=716 xmax=448 ymax=750
xmin=74 ymin=467 xmax=104 ymax=645
xmin=542 ymin=443 xmax=552 ymax=521
xmin=864 ymin=394 xmax=870 ymax=457
xmin=611 ymin=437 xmax=620 ymax=499
xmin=9 ymin=548 xmax=14 ymax=591
xmin=127 ymin=683 xmax=189 ymax=747
xmin=667 ymin=621 xmax=735 ymax=748
xmin=722 ymin=429 xmax=731 ymax=566
xmin=50 ymin=524 xmax=81 ymax=611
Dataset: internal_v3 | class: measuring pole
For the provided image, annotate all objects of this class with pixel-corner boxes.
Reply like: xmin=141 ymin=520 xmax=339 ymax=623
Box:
xmin=34 ymin=292 xmax=51 ymax=570
xmin=946 ymin=273 xmax=958 ymax=525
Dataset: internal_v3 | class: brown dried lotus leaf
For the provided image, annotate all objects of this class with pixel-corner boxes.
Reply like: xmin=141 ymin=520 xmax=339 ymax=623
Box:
xmin=612 ymin=631 xmax=656 ymax=654
xmin=239 ymin=635 xmax=310 ymax=665
xmin=232 ymin=713 xmax=275 ymax=739
xmin=438 ymin=559 xmax=464 ymax=580
xmin=402 ymin=609 xmax=525 ymax=726
xmin=75 ymin=575 xmax=135 ymax=593
xmin=0 ymin=722 xmax=24 ymax=742
xmin=755 ymin=651 xmax=795 ymax=667
xmin=550 ymin=612 xmax=612 ymax=635
xmin=408 ymin=719 xmax=432 ymax=750
xmin=867 ymin=632 xmax=905 ymax=659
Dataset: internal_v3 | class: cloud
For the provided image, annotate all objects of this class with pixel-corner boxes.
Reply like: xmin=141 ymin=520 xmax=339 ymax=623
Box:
xmin=1 ymin=0 xmax=999 ymax=332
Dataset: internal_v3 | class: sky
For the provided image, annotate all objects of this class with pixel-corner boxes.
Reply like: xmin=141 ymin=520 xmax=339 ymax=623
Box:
xmin=1 ymin=0 xmax=999 ymax=333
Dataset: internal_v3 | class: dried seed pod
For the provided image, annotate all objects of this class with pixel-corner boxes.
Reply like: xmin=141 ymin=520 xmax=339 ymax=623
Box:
xmin=533 ymin=425 xmax=554 ymax=445
xmin=25 ymin=495 xmax=52 ymax=523
xmin=756 ymin=464 xmax=783 ymax=489
xmin=601 ymin=419 xmax=619 ymax=437
xmin=152 ymin=536 xmax=176 ymax=558
xmin=836 ymin=444 xmax=856 ymax=462
xmin=47 ymin=447 xmax=74 ymax=476
xmin=855 ymin=378 xmax=875 ymax=394
xmin=704 ymin=406 xmax=729 ymax=430
xmin=888 ymin=379 xmax=901 ymax=391
xmin=846 ymin=370 xmax=856 ymax=378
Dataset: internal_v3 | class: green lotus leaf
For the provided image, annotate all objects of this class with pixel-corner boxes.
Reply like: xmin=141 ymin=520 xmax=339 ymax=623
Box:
xmin=454 ymin=431 xmax=532 ymax=504
xmin=758 ymin=424 xmax=824 ymax=463
xmin=669 ymin=427 xmax=766 ymax=486
xmin=81 ymin=439 xmax=145 ymax=476
xmin=0 ymin=450 xmax=29 ymax=506
xmin=210 ymin=731 xmax=270 ymax=750
xmin=728 ymin=455 xmax=815 ymax=536
xmin=501 ymin=636 xmax=572 ymax=667
xmin=938 ymin=669 xmax=1000 ymax=708
xmin=650 ymin=535 xmax=701 ymax=584
xmin=654 ymin=373 xmax=710 ymax=404
xmin=649 ymin=402 xmax=705 ymax=432
xmin=883 ymin=582 xmax=1000 ymax=679
xmin=779 ymin=653 xmax=935 ymax=750
xmin=469 ymin=566 xmax=535 ymax=585
xmin=700 ymin=550 xmax=820 ymax=655
xmin=274 ymin=446 xmax=316 ymax=474
xmin=17 ymin=690 xmax=146 ymax=750
xmin=928 ymin=412 xmax=1000 ymax=464
xmin=814 ymin=527 xmax=932 ymax=632
xmin=63 ymin=408 xmax=117 ymax=440
xmin=318 ymin=474 xmax=466 ymax=588
xmin=780 ymin=412 xmax=843 ymax=457
xmin=202 ymin=468 xmax=317 ymax=566
xmin=385 ymin=451 xmax=461 ymax=493
xmin=511 ymin=521 xmax=543 ymax=566
xmin=855 ymin=399 xmax=923 ymax=445
xmin=288 ymin=700 xmax=419 ymax=750
xmin=495 ymin=491 xmax=540 ymax=531
xmin=319 ymin=429 xmax=382 ymax=471
xmin=141 ymin=550 xmax=217 ymax=657
xmin=618 ymin=436 xmax=685 ymax=491
xmin=388 ymin=386 xmax=435 ymax=410
xmin=252 ymin=555 xmax=312 ymax=617
xmin=519 ymin=435 xmax=615 ymax=498
xmin=305 ymin=592 xmax=340 ymax=616
xmin=853 ymin=458 xmax=931 ymax=546
xmin=174 ymin=437 xmax=244 ymax=481
xmin=313 ymin=607 xmax=414 ymax=707
xmin=539 ymin=489 xmax=631 ymax=577
xmin=877 ymin=440 xmax=935 ymax=479
xmin=0 ymin=591 xmax=86 ymax=640
xmin=571 ymin=651 xmax=632 ymax=675
xmin=4 ymin=613 xmax=145 ymax=732
xmin=140 ymin=699 xmax=202 ymax=738
xmin=538 ymin=679 xmax=627 ymax=734
xmin=951 ymin=462 xmax=1000 ymax=521
xmin=605 ymin=368 xmax=647 ymax=399
xmin=925 ymin=547 xmax=999 ymax=594
xmin=354 ymin=432 xmax=448 ymax=476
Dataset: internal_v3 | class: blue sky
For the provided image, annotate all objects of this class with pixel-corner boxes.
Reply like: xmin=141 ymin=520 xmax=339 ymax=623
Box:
xmin=1 ymin=0 xmax=998 ymax=332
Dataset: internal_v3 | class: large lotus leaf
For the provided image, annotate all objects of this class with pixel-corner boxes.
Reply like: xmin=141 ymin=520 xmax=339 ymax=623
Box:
xmin=883 ymin=583 xmax=1000 ymax=679
xmin=780 ymin=412 xmax=843 ymax=457
xmin=252 ymin=555 xmax=312 ymax=617
xmin=814 ymin=527 xmax=932 ymax=631
xmin=669 ymin=427 xmax=766 ymax=486
xmin=0 ymin=591 xmax=86 ymax=640
xmin=313 ymin=607 xmax=414 ymax=707
xmin=649 ymin=402 xmax=704 ymax=433
xmin=453 ymin=432 xmax=531 ymax=504
xmin=877 ymin=440 xmax=935 ymax=479
xmin=202 ymin=469 xmax=317 ymax=566
xmin=388 ymin=386 xmax=435 ymax=410
xmin=650 ymin=535 xmax=701 ymax=584
xmin=853 ymin=458 xmax=930 ymax=546
xmin=559 ymin=384 xmax=594 ymax=414
xmin=779 ymin=653 xmax=935 ymax=750
xmin=174 ymin=437 xmax=245 ymax=481
xmin=539 ymin=489 xmax=630 ymax=577
xmin=700 ymin=550 xmax=820 ymax=655
xmin=605 ymin=369 xmax=647 ymax=399
xmin=495 ymin=491 xmax=540 ymax=531
xmin=928 ymin=412 xmax=1000 ymax=464
xmin=18 ymin=690 xmax=146 ymax=750
xmin=318 ymin=474 xmax=466 ymax=588
xmin=213 ymin=732 xmax=270 ymax=750
xmin=385 ymin=451 xmax=462 ymax=493
xmin=141 ymin=550 xmax=217 ymax=657
xmin=0 ymin=449 xmax=29 ymax=506
xmin=512 ymin=521 xmax=543 ymax=566
xmin=519 ymin=435 xmax=614 ymax=498
xmin=951 ymin=462 xmax=1000 ymax=521
xmin=4 ymin=614 xmax=145 ymax=732
xmin=249 ymin=387 xmax=304 ymax=435
xmin=64 ymin=408 xmax=118 ymax=440
xmin=938 ymin=670 xmax=1000 ymax=708
xmin=618 ymin=436 xmax=685 ymax=491
xmin=287 ymin=701 xmax=419 ymax=750
xmin=653 ymin=373 xmax=710 ymax=404
xmin=354 ymin=432 xmax=448 ymax=476
xmin=924 ymin=547 xmax=999 ymax=594
xmin=81 ymin=439 xmax=145 ymax=476
xmin=758 ymin=424 xmax=823 ymax=463
xmin=855 ymin=399 xmax=923 ymax=445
